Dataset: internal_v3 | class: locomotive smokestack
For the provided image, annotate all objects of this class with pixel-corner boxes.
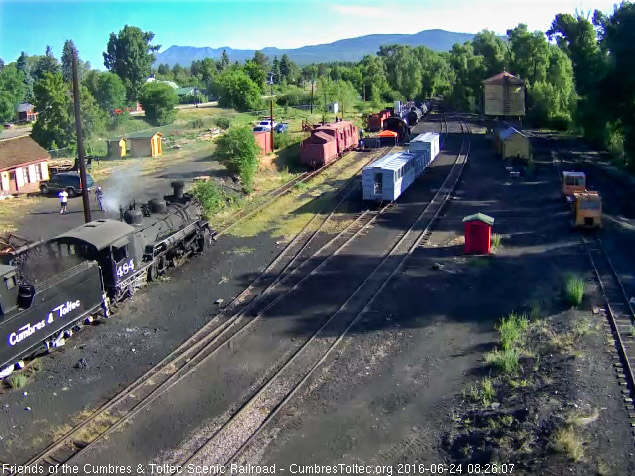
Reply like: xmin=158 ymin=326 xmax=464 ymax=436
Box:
xmin=171 ymin=181 xmax=184 ymax=200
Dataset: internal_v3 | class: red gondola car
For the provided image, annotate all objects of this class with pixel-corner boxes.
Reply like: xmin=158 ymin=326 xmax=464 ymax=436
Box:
xmin=300 ymin=120 xmax=359 ymax=168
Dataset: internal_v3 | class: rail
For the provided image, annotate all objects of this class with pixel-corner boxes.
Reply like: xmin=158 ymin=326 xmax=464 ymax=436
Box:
xmin=176 ymin=120 xmax=471 ymax=467
xmin=13 ymin=145 xmax=395 ymax=473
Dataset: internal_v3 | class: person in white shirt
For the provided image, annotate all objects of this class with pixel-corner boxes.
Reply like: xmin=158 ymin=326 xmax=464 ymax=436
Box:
xmin=58 ymin=190 xmax=69 ymax=214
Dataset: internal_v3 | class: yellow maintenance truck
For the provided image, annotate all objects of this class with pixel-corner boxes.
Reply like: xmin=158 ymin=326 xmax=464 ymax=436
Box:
xmin=561 ymin=171 xmax=602 ymax=229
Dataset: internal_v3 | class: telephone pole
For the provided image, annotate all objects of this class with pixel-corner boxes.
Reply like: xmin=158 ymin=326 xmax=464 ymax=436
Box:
xmin=72 ymin=47 xmax=92 ymax=223
xmin=310 ymin=80 xmax=314 ymax=114
xmin=270 ymin=99 xmax=275 ymax=152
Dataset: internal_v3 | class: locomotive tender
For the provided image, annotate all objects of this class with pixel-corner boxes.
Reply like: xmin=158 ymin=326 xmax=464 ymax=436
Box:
xmin=0 ymin=181 xmax=213 ymax=378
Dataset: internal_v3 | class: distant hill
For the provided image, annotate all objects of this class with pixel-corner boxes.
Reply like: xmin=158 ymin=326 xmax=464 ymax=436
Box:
xmin=154 ymin=29 xmax=475 ymax=67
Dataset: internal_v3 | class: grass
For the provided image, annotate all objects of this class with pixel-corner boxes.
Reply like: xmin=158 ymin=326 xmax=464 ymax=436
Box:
xmin=468 ymin=256 xmax=490 ymax=267
xmin=552 ymin=427 xmax=584 ymax=461
xmin=485 ymin=348 xmax=521 ymax=375
xmin=564 ymin=274 xmax=585 ymax=307
xmin=463 ymin=377 xmax=496 ymax=406
xmin=497 ymin=312 xmax=529 ymax=351
xmin=491 ymin=233 xmax=502 ymax=251
xmin=7 ymin=372 xmax=28 ymax=389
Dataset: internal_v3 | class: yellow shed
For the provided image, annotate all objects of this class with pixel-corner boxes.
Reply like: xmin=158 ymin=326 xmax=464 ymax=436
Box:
xmin=497 ymin=127 xmax=531 ymax=161
xmin=126 ymin=131 xmax=163 ymax=158
xmin=483 ymin=72 xmax=525 ymax=117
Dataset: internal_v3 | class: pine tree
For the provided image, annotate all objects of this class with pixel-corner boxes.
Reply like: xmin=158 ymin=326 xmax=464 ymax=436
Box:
xmin=16 ymin=52 xmax=33 ymax=102
xmin=61 ymin=40 xmax=75 ymax=83
xmin=33 ymin=46 xmax=60 ymax=82
xmin=272 ymin=56 xmax=281 ymax=84
xmin=218 ymin=50 xmax=230 ymax=71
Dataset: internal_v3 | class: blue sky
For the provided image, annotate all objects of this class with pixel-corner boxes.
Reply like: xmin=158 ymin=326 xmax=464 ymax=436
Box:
xmin=0 ymin=0 xmax=617 ymax=68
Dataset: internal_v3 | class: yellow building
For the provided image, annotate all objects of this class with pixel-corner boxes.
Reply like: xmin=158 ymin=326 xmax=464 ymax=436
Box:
xmin=106 ymin=132 xmax=163 ymax=159
xmin=497 ymin=127 xmax=531 ymax=161
xmin=483 ymin=72 xmax=525 ymax=117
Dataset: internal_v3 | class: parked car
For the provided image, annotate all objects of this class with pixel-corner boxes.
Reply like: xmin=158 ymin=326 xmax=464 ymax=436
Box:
xmin=256 ymin=119 xmax=277 ymax=129
xmin=274 ymin=123 xmax=289 ymax=133
xmin=252 ymin=126 xmax=270 ymax=133
xmin=3 ymin=123 xmax=14 ymax=129
xmin=40 ymin=172 xmax=95 ymax=197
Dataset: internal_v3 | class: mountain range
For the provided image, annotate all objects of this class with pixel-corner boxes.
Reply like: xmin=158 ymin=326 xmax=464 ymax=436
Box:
xmin=154 ymin=29 xmax=474 ymax=67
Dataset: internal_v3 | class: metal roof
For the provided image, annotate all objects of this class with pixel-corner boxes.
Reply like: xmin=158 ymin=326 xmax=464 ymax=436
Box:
xmin=563 ymin=171 xmax=585 ymax=178
xmin=126 ymin=131 xmax=163 ymax=140
xmin=364 ymin=151 xmax=418 ymax=172
xmin=54 ymin=219 xmax=135 ymax=251
xmin=463 ymin=213 xmax=495 ymax=225
xmin=16 ymin=103 xmax=35 ymax=112
xmin=483 ymin=72 xmax=525 ymax=85
xmin=411 ymin=132 xmax=440 ymax=143
xmin=498 ymin=127 xmax=527 ymax=141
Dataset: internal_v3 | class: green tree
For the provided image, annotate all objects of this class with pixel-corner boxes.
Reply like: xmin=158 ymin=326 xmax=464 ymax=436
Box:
xmin=472 ymin=30 xmax=509 ymax=78
xmin=506 ymin=24 xmax=549 ymax=85
xmin=218 ymin=50 xmax=230 ymax=72
xmin=17 ymin=52 xmax=34 ymax=102
xmin=271 ymin=56 xmax=281 ymax=84
xmin=157 ymin=63 xmax=170 ymax=76
xmin=33 ymin=46 xmax=60 ymax=82
xmin=0 ymin=58 xmax=5 ymax=72
xmin=253 ymin=51 xmax=268 ymax=69
xmin=213 ymin=69 xmax=263 ymax=111
xmin=199 ymin=58 xmax=216 ymax=85
xmin=447 ymin=42 xmax=484 ymax=111
xmin=0 ymin=65 xmax=25 ymax=122
xmin=61 ymin=40 xmax=75 ymax=83
xmin=214 ymin=125 xmax=260 ymax=188
xmin=279 ymin=54 xmax=295 ymax=83
xmin=31 ymin=72 xmax=74 ymax=149
xmin=243 ymin=60 xmax=266 ymax=91
xmin=85 ymin=71 xmax=127 ymax=111
xmin=103 ymin=25 xmax=161 ymax=102
xmin=138 ymin=81 xmax=178 ymax=126
xmin=414 ymin=47 xmax=453 ymax=98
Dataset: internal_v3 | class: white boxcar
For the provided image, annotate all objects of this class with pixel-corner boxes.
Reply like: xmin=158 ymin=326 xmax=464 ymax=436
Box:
xmin=362 ymin=151 xmax=427 ymax=201
xmin=409 ymin=132 xmax=440 ymax=163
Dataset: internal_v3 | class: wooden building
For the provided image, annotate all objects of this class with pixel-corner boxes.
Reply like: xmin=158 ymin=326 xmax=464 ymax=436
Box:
xmin=107 ymin=132 xmax=163 ymax=159
xmin=16 ymin=103 xmax=38 ymax=123
xmin=496 ymin=127 xmax=531 ymax=161
xmin=0 ymin=136 xmax=50 ymax=196
xmin=483 ymin=72 xmax=525 ymax=117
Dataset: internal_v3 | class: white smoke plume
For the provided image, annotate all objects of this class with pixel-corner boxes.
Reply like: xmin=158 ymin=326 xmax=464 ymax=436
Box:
xmin=99 ymin=164 xmax=144 ymax=213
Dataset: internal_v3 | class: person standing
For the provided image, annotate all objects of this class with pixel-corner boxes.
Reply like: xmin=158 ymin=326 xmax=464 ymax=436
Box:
xmin=95 ymin=186 xmax=104 ymax=211
xmin=58 ymin=189 xmax=69 ymax=214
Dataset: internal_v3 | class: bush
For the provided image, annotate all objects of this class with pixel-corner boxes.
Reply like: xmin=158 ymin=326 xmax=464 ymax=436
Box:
xmin=193 ymin=181 xmax=227 ymax=215
xmin=214 ymin=125 xmax=260 ymax=189
xmin=7 ymin=372 xmax=28 ymax=389
xmin=274 ymin=131 xmax=298 ymax=150
xmin=564 ymin=274 xmax=585 ymax=307
xmin=214 ymin=116 xmax=232 ymax=130
xmin=139 ymin=82 xmax=178 ymax=126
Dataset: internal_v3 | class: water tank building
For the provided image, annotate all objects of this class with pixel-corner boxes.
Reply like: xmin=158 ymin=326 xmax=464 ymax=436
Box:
xmin=482 ymin=72 xmax=525 ymax=117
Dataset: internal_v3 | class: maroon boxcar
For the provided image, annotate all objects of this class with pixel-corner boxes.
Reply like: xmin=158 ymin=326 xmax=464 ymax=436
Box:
xmin=300 ymin=120 xmax=359 ymax=168
xmin=367 ymin=110 xmax=390 ymax=132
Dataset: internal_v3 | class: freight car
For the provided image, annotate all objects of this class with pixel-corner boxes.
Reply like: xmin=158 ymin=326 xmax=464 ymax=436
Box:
xmin=299 ymin=120 xmax=359 ymax=168
xmin=362 ymin=133 xmax=441 ymax=202
xmin=367 ymin=110 xmax=390 ymax=132
xmin=383 ymin=116 xmax=411 ymax=144
xmin=407 ymin=107 xmax=422 ymax=126
xmin=0 ymin=181 xmax=213 ymax=379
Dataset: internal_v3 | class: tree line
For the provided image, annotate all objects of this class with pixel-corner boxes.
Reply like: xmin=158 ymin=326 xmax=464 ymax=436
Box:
xmin=1 ymin=3 xmax=634 ymax=167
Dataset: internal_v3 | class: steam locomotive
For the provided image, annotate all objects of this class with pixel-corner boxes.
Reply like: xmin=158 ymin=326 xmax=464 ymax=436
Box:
xmin=0 ymin=181 xmax=213 ymax=378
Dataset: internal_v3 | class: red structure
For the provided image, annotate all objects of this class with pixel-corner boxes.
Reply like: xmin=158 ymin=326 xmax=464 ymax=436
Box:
xmin=300 ymin=120 xmax=358 ymax=168
xmin=463 ymin=213 xmax=494 ymax=255
xmin=367 ymin=110 xmax=390 ymax=132
xmin=254 ymin=131 xmax=272 ymax=155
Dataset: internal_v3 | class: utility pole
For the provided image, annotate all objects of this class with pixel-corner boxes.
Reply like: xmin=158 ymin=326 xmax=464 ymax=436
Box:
xmin=342 ymin=97 xmax=344 ymax=121
xmin=323 ymin=91 xmax=327 ymax=123
xmin=310 ymin=80 xmax=314 ymax=114
xmin=72 ymin=47 xmax=92 ymax=223
xmin=270 ymin=99 xmax=274 ymax=152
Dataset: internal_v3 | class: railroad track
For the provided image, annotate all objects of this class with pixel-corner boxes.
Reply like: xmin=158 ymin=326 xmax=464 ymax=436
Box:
xmin=217 ymin=148 xmax=359 ymax=237
xmin=14 ymin=145 xmax=394 ymax=473
xmin=582 ymin=235 xmax=635 ymax=409
xmin=175 ymin=120 xmax=472 ymax=468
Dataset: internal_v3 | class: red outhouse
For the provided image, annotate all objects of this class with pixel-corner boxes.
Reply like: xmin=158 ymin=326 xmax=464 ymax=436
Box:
xmin=463 ymin=213 xmax=494 ymax=254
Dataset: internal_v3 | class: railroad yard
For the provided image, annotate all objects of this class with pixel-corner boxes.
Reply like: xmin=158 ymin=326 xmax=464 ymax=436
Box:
xmin=1 ymin=111 xmax=635 ymax=476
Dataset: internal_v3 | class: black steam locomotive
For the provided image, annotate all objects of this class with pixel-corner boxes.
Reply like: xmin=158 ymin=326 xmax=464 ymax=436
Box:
xmin=0 ymin=181 xmax=213 ymax=378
